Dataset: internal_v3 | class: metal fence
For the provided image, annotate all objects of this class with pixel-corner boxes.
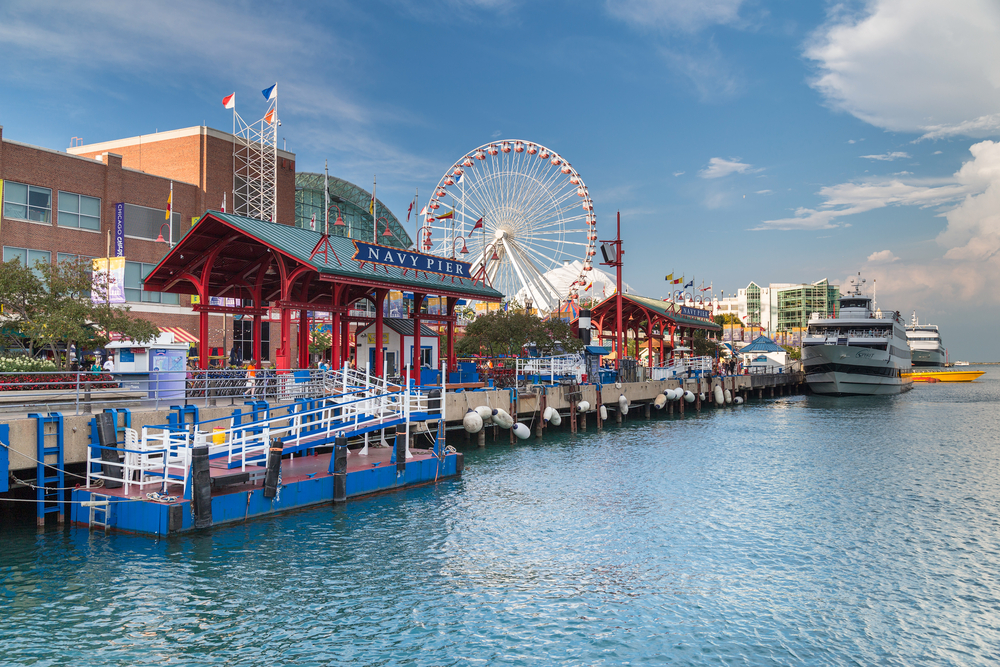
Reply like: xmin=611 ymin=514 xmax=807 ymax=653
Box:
xmin=0 ymin=369 xmax=329 ymax=415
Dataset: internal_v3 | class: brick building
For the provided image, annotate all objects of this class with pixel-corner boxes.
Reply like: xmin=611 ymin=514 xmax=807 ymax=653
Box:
xmin=0 ymin=124 xmax=297 ymax=364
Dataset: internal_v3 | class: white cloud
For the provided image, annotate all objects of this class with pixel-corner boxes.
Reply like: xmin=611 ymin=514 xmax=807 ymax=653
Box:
xmin=867 ymin=249 xmax=899 ymax=263
xmin=700 ymin=157 xmax=756 ymax=179
xmin=755 ymin=189 xmax=772 ymax=194
xmin=605 ymin=0 xmax=746 ymax=33
xmin=673 ymin=171 xmax=686 ymax=177
xmin=805 ymin=0 xmax=1000 ymax=138
xmin=860 ymin=151 xmax=910 ymax=161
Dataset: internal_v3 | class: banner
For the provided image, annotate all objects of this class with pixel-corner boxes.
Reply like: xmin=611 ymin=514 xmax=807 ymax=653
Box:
xmin=352 ymin=241 xmax=472 ymax=278
xmin=113 ymin=203 xmax=125 ymax=256
xmin=92 ymin=257 xmax=126 ymax=304
xmin=0 ymin=180 xmax=3 ymax=236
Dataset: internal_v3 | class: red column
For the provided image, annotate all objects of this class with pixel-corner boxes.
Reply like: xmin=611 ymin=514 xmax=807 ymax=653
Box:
xmin=646 ymin=318 xmax=653 ymax=368
xmin=447 ymin=297 xmax=458 ymax=372
xmin=669 ymin=323 xmax=676 ymax=362
xmin=298 ymin=309 xmax=309 ymax=369
xmin=374 ymin=288 xmax=387 ymax=377
xmin=277 ymin=305 xmax=292 ymax=370
xmin=412 ymin=293 xmax=424 ymax=384
xmin=341 ymin=313 xmax=350 ymax=368
xmin=199 ymin=304 xmax=210 ymax=370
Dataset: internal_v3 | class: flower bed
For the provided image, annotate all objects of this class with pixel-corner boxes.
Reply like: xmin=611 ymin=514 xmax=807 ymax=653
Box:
xmin=0 ymin=373 xmax=119 ymax=391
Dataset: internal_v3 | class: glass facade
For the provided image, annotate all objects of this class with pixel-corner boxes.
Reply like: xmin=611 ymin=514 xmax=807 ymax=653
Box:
xmin=295 ymin=173 xmax=412 ymax=250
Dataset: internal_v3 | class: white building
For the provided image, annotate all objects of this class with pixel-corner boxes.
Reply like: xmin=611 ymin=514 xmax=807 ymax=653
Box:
xmin=355 ymin=318 xmax=439 ymax=376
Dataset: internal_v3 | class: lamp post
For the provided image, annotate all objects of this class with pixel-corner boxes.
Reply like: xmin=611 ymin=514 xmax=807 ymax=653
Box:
xmin=525 ymin=296 xmax=533 ymax=317
xmin=376 ymin=216 xmax=394 ymax=242
xmin=452 ymin=235 xmax=468 ymax=257
xmin=155 ymin=221 xmax=173 ymax=248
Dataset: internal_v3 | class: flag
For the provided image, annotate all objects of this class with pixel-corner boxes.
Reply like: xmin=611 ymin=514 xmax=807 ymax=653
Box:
xmin=664 ymin=272 xmax=673 ymax=281
xmin=310 ymin=214 xmax=316 ymax=231
xmin=457 ymin=173 xmax=464 ymax=185
xmin=262 ymin=83 xmax=277 ymax=101
xmin=585 ymin=281 xmax=593 ymax=291
xmin=684 ymin=279 xmax=694 ymax=288
xmin=436 ymin=209 xmax=455 ymax=220
xmin=672 ymin=276 xmax=684 ymax=285
xmin=406 ymin=201 xmax=413 ymax=222
xmin=221 ymin=192 xmax=226 ymax=213
xmin=369 ymin=177 xmax=376 ymax=215
xmin=468 ymin=217 xmax=483 ymax=236
xmin=222 ymin=93 xmax=235 ymax=109
xmin=165 ymin=190 xmax=172 ymax=220
xmin=700 ymin=282 xmax=712 ymax=291
xmin=419 ymin=206 xmax=427 ymax=216
xmin=264 ymin=108 xmax=275 ymax=124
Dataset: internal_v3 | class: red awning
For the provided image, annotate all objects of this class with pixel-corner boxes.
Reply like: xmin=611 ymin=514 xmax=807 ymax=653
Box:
xmin=160 ymin=326 xmax=198 ymax=343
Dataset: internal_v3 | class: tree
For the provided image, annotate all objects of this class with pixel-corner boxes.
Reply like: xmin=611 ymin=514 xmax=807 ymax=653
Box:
xmin=0 ymin=257 xmax=159 ymax=369
xmin=456 ymin=309 xmax=584 ymax=357
xmin=309 ymin=330 xmax=332 ymax=358
xmin=692 ymin=329 xmax=720 ymax=357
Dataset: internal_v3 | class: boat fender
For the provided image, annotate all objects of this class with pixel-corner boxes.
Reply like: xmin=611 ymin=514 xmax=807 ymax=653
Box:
xmin=713 ymin=386 xmax=725 ymax=406
xmin=543 ymin=406 xmax=562 ymax=426
xmin=463 ymin=409 xmax=484 ymax=433
xmin=493 ymin=408 xmax=514 ymax=429
xmin=263 ymin=439 xmax=282 ymax=500
xmin=683 ymin=391 xmax=695 ymax=403
xmin=618 ymin=394 xmax=629 ymax=415
xmin=724 ymin=389 xmax=733 ymax=404
xmin=734 ymin=396 xmax=744 ymax=405
xmin=653 ymin=393 xmax=667 ymax=409
xmin=578 ymin=400 xmax=590 ymax=413
xmin=512 ymin=422 xmax=531 ymax=440
xmin=599 ymin=405 xmax=608 ymax=421
xmin=191 ymin=445 xmax=213 ymax=528
xmin=699 ymin=393 xmax=706 ymax=402
xmin=474 ymin=405 xmax=493 ymax=423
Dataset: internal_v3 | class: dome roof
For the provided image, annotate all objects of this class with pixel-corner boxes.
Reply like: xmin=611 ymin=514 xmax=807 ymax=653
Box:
xmin=513 ymin=259 xmax=632 ymax=315
xmin=294 ymin=173 xmax=412 ymax=249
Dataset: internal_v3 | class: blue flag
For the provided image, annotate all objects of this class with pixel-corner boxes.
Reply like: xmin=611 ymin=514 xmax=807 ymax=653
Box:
xmin=684 ymin=280 xmax=694 ymax=288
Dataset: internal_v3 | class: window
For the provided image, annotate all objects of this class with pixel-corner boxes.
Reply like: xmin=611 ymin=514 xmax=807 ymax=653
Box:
xmin=234 ymin=319 xmax=269 ymax=361
xmin=123 ymin=203 xmax=180 ymax=242
xmin=124 ymin=261 xmax=179 ymax=305
xmin=3 ymin=246 xmax=51 ymax=279
xmin=58 ymin=192 xmax=101 ymax=230
xmin=3 ymin=182 xmax=52 ymax=223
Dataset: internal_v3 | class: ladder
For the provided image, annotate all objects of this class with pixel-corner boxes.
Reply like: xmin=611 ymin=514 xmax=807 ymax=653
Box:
xmin=87 ymin=493 xmax=112 ymax=532
xmin=28 ymin=412 xmax=65 ymax=527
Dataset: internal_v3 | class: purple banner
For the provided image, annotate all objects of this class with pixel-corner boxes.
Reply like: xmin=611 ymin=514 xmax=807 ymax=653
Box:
xmin=114 ymin=203 xmax=125 ymax=257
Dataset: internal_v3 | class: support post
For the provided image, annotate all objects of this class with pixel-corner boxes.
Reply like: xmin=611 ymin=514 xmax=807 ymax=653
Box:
xmin=374 ymin=288 xmax=388 ymax=377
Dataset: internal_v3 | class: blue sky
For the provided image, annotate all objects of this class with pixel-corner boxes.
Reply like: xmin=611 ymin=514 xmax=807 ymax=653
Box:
xmin=2 ymin=0 xmax=1000 ymax=359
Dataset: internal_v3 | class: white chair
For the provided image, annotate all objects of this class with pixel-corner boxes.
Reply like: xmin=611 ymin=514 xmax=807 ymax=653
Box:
xmin=122 ymin=428 xmax=168 ymax=495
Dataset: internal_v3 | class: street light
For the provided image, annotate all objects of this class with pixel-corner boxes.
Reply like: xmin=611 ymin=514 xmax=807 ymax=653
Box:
xmin=377 ymin=216 xmax=394 ymax=239
xmin=155 ymin=221 xmax=173 ymax=247
xmin=453 ymin=235 xmax=468 ymax=256
xmin=525 ymin=296 xmax=533 ymax=316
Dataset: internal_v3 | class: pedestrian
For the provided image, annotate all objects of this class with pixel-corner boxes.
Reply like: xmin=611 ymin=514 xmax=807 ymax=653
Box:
xmin=103 ymin=355 xmax=114 ymax=373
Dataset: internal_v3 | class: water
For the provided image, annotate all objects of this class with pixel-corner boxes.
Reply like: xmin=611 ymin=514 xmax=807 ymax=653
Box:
xmin=3 ymin=369 xmax=1000 ymax=665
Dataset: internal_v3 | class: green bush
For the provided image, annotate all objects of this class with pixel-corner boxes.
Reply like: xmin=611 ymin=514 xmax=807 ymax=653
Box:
xmin=0 ymin=356 xmax=59 ymax=372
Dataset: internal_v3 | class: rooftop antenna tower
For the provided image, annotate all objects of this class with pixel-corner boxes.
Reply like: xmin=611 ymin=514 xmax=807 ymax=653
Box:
xmin=232 ymin=83 xmax=279 ymax=223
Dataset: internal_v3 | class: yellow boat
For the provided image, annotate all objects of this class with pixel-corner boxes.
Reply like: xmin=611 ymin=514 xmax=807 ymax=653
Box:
xmin=902 ymin=369 xmax=985 ymax=382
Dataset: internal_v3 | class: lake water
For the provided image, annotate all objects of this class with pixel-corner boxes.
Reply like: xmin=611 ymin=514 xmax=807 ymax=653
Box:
xmin=2 ymin=368 xmax=1000 ymax=666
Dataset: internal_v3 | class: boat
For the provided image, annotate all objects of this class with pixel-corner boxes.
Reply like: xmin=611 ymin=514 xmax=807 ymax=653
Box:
xmin=903 ymin=368 xmax=984 ymax=382
xmin=802 ymin=274 xmax=912 ymax=396
xmin=905 ymin=312 xmax=947 ymax=367
xmin=954 ymin=360 xmax=971 ymax=366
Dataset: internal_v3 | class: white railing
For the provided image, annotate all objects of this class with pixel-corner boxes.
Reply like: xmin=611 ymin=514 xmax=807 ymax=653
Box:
xmin=650 ymin=356 xmax=714 ymax=380
xmin=516 ymin=354 xmax=586 ymax=384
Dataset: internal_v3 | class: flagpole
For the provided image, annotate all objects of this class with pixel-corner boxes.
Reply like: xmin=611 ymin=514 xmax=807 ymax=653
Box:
xmin=169 ymin=180 xmax=174 ymax=247
xmin=413 ymin=189 xmax=419 ymax=251
xmin=372 ymin=175 xmax=377 ymax=243
xmin=324 ymin=160 xmax=330 ymax=235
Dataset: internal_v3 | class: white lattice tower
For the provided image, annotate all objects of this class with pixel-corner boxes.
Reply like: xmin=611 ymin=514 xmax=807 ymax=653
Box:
xmin=232 ymin=90 xmax=278 ymax=222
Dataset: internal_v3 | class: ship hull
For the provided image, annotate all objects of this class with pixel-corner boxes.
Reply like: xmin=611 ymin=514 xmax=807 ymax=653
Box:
xmin=804 ymin=345 xmax=913 ymax=396
xmin=910 ymin=348 xmax=946 ymax=367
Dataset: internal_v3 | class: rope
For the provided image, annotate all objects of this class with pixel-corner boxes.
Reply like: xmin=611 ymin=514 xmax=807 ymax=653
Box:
xmin=0 ymin=495 xmax=141 ymax=505
xmin=0 ymin=441 xmax=89 ymax=481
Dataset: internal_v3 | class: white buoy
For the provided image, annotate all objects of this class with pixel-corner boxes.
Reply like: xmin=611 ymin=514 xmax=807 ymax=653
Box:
xmin=684 ymin=390 xmax=695 ymax=403
xmin=474 ymin=405 xmax=493 ymax=423
xmin=543 ymin=406 xmax=562 ymax=426
xmin=493 ymin=408 xmax=513 ymax=429
xmin=734 ymin=396 xmax=744 ymax=405
xmin=463 ymin=410 xmax=484 ymax=433
xmin=618 ymin=394 xmax=629 ymax=415
xmin=671 ymin=388 xmax=684 ymax=400
xmin=724 ymin=389 xmax=733 ymax=404
xmin=599 ymin=405 xmax=608 ymax=421
xmin=578 ymin=400 xmax=590 ymax=413
xmin=699 ymin=393 xmax=706 ymax=402
xmin=714 ymin=386 xmax=725 ymax=406
xmin=512 ymin=422 xmax=531 ymax=440
xmin=653 ymin=393 xmax=667 ymax=409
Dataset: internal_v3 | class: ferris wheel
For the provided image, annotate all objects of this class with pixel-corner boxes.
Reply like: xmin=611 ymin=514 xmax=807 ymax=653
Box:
xmin=420 ymin=140 xmax=597 ymax=314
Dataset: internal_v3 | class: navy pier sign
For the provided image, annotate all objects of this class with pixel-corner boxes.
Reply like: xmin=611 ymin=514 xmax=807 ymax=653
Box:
xmin=352 ymin=241 xmax=472 ymax=278
xmin=680 ymin=305 xmax=712 ymax=320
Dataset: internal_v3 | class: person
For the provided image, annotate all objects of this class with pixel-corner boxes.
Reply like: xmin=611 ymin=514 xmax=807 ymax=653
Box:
xmin=229 ymin=344 xmax=242 ymax=368
xmin=103 ymin=355 xmax=114 ymax=373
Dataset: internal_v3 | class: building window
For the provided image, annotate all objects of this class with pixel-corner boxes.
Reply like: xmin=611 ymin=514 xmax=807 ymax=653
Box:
xmin=123 ymin=203 xmax=180 ymax=242
xmin=124 ymin=261 xmax=179 ymax=305
xmin=3 ymin=246 xmax=51 ymax=279
xmin=3 ymin=182 xmax=52 ymax=223
xmin=58 ymin=192 xmax=101 ymax=230
xmin=234 ymin=319 xmax=269 ymax=362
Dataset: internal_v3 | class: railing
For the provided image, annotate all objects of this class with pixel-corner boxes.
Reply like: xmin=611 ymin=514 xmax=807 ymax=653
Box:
xmin=516 ymin=354 xmax=585 ymax=386
xmin=650 ymin=356 xmax=714 ymax=380
xmin=806 ymin=328 xmax=891 ymax=339
xmin=0 ymin=369 xmax=330 ymax=415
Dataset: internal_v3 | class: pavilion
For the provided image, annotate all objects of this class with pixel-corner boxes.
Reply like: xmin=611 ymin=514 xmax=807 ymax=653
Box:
xmin=589 ymin=293 xmax=721 ymax=366
xmin=143 ymin=211 xmax=504 ymax=375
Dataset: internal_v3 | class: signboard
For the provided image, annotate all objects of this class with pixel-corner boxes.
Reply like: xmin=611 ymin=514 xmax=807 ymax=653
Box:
xmin=119 ymin=349 xmax=135 ymax=363
xmin=365 ymin=332 xmax=390 ymax=345
xmin=91 ymin=257 xmax=126 ymax=304
xmin=352 ymin=241 xmax=472 ymax=278
xmin=113 ymin=203 xmax=125 ymax=257
xmin=680 ymin=306 xmax=711 ymax=320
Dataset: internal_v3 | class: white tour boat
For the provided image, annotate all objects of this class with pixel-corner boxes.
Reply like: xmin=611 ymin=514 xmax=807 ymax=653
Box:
xmin=803 ymin=275 xmax=913 ymax=396
xmin=905 ymin=312 xmax=947 ymax=367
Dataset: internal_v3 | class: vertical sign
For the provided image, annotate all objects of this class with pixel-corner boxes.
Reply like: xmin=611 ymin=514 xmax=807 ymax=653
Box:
xmin=113 ymin=203 xmax=125 ymax=257
xmin=0 ymin=179 xmax=4 ymax=237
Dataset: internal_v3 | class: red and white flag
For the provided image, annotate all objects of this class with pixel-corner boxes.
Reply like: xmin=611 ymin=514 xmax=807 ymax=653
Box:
xmin=419 ymin=206 xmax=427 ymax=216
xmin=468 ymin=217 xmax=484 ymax=236
xmin=406 ymin=201 xmax=413 ymax=222
xmin=222 ymin=93 xmax=235 ymax=109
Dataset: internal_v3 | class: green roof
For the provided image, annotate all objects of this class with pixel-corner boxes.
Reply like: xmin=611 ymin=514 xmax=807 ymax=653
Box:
xmin=294 ymin=173 xmax=413 ymax=249
xmin=593 ymin=292 xmax=721 ymax=330
xmin=201 ymin=211 xmax=503 ymax=300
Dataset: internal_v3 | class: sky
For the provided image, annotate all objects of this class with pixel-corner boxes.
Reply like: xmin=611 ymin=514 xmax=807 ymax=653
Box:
xmin=2 ymin=0 xmax=1000 ymax=359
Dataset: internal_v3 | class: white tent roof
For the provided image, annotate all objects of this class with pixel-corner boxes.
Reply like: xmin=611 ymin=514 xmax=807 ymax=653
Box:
xmin=513 ymin=260 xmax=633 ymax=315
